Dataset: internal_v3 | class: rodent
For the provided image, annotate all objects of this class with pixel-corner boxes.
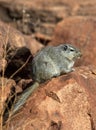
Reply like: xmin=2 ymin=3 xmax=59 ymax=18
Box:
xmin=11 ymin=44 xmax=82 ymax=115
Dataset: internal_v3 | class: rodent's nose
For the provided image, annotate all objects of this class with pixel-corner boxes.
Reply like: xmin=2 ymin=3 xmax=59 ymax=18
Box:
xmin=77 ymin=51 xmax=82 ymax=57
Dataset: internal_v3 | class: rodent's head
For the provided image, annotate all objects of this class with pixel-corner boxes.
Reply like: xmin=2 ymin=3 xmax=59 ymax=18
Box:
xmin=58 ymin=44 xmax=82 ymax=61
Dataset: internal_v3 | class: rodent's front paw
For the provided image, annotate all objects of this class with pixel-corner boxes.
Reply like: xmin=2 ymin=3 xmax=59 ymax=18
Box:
xmin=72 ymin=68 xmax=75 ymax=71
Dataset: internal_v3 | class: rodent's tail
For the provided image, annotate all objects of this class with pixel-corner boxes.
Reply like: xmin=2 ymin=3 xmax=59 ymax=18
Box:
xmin=11 ymin=82 xmax=39 ymax=116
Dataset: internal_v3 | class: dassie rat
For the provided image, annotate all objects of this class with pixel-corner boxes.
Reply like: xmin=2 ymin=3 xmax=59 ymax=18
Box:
xmin=11 ymin=44 xmax=82 ymax=115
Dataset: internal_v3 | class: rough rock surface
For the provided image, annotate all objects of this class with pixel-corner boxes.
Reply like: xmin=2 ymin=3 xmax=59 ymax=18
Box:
xmin=4 ymin=66 xmax=96 ymax=130
xmin=0 ymin=21 xmax=26 ymax=73
xmin=25 ymin=35 xmax=44 ymax=55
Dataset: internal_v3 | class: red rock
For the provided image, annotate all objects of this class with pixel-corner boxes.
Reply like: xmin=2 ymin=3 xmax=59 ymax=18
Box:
xmin=0 ymin=21 xmax=33 ymax=79
xmin=25 ymin=35 xmax=44 ymax=55
xmin=0 ymin=21 xmax=26 ymax=48
xmin=49 ymin=16 xmax=96 ymax=66
xmin=0 ymin=0 xmax=71 ymax=38
xmin=0 ymin=21 xmax=26 ymax=73
xmin=4 ymin=65 xmax=96 ymax=130
xmin=34 ymin=33 xmax=51 ymax=45
xmin=17 ymin=79 xmax=32 ymax=92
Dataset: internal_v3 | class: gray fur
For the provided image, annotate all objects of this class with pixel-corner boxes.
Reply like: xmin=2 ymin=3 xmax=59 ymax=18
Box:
xmin=32 ymin=44 xmax=81 ymax=82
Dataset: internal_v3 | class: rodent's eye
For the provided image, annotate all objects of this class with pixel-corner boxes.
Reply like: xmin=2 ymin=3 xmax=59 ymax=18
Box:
xmin=70 ymin=48 xmax=74 ymax=51
xmin=63 ymin=45 xmax=67 ymax=51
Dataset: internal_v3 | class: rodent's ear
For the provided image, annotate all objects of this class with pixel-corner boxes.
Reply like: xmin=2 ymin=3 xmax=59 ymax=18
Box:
xmin=63 ymin=45 xmax=68 ymax=51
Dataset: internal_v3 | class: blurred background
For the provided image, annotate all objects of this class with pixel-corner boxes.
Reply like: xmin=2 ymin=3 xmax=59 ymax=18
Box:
xmin=0 ymin=0 xmax=96 ymax=65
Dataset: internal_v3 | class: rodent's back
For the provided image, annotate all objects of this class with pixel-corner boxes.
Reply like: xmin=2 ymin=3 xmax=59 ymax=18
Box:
xmin=32 ymin=46 xmax=60 ymax=82
xmin=32 ymin=44 xmax=81 ymax=83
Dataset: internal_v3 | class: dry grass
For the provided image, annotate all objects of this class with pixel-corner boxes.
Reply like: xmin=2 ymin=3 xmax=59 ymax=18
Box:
xmin=0 ymin=25 xmax=9 ymax=130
